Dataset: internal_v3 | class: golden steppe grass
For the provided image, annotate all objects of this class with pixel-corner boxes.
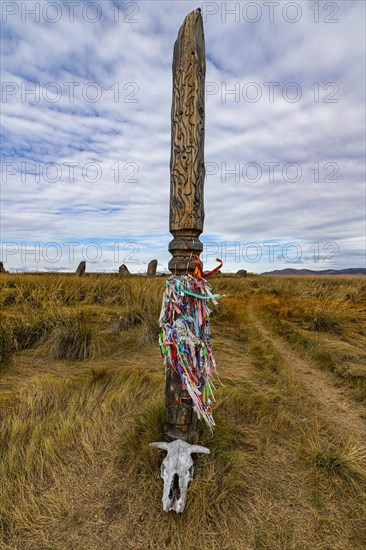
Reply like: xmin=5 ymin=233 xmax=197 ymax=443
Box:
xmin=0 ymin=273 xmax=365 ymax=550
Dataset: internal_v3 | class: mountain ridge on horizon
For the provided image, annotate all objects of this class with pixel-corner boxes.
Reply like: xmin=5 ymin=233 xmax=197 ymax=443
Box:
xmin=261 ymin=267 xmax=366 ymax=276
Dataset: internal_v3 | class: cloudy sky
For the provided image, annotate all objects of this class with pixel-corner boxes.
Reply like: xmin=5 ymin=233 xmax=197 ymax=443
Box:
xmin=1 ymin=0 xmax=365 ymax=273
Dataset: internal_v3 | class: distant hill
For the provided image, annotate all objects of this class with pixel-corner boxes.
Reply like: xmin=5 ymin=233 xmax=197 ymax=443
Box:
xmin=261 ymin=268 xmax=366 ymax=276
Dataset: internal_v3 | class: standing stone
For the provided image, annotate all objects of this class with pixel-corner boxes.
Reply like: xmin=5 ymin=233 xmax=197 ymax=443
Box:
xmin=168 ymin=8 xmax=206 ymax=275
xmin=165 ymin=9 xmax=206 ymax=442
xmin=147 ymin=259 xmax=158 ymax=277
xmin=237 ymin=269 xmax=247 ymax=277
xmin=119 ymin=264 xmax=130 ymax=275
xmin=0 ymin=262 xmax=7 ymax=273
xmin=75 ymin=261 xmax=86 ymax=277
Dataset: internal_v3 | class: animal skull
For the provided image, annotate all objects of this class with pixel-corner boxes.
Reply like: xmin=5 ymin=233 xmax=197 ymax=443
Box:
xmin=150 ymin=439 xmax=210 ymax=513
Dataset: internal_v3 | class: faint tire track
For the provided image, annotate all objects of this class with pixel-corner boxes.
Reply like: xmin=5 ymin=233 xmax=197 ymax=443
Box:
xmin=247 ymin=297 xmax=366 ymax=444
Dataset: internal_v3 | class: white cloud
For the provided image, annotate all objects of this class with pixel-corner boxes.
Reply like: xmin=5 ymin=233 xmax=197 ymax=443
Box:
xmin=1 ymin=0 xmax=365 ymax=273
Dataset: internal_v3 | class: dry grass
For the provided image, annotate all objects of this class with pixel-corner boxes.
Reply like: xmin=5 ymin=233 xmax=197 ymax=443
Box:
xmin=0 ymin=273 xmax=365 ymax=549
xmin=253 ymin=276 xmax=366 ymax=400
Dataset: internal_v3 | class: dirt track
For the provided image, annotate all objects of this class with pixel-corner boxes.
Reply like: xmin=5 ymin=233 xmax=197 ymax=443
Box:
xmin=246 ymin=297 xmax=366 ymax=445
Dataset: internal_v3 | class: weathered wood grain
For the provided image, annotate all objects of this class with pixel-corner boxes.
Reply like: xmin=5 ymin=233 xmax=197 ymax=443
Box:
xmin=168 ymin=8 xmax=206 ymax=274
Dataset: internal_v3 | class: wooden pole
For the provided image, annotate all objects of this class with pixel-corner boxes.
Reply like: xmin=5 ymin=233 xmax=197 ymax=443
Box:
xmin=164 ymin=8 xmax=206 ymax=442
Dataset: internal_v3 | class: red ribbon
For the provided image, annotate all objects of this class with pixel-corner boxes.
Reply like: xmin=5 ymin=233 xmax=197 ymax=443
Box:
xmin=193 ymin=256 xmax=223 ymax=279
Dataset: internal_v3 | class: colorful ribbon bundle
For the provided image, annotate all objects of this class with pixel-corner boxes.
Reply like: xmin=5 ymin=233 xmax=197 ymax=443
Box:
xmin=159 ymin=262 xmax=222 ymax=431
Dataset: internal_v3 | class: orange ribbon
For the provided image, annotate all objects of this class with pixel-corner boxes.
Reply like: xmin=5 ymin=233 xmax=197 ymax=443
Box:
xmin=193 ymin=256 xmax=223 ymax=279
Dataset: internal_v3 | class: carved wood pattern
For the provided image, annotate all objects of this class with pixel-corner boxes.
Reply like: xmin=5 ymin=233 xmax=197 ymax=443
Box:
xmin=169 ymin=9 xmax=205 ymax=233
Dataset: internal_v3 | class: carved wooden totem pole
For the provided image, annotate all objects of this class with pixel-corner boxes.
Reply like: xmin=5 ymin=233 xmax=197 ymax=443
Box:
xmin=154 ymin=9 xmax=221 ymax=513
xmin=164 ymin=8 xmax=206 ymax=443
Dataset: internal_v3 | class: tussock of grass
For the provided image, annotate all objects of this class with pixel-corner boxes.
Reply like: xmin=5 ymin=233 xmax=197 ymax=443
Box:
xmin=48 ymin=311 xmax=94 ymax=361
xmin=135 ymin=319 xmax=160 ymax=347
xmin=300 ymin=425 xmax=366 ymax=484
xmin=0 ymin=323 xmax=13 ymax=368
xmin=312 ymin=311 xmax=341 ymax=334
xmin=113 ymin=310 xmax=144 ymax=331
xmin=12 ymin=312 xmax=56 ymax=351
xmin=314 ymin=444 xmax=366 ymax=481
xmin=0 ymin=310 xmax=57 ymax=369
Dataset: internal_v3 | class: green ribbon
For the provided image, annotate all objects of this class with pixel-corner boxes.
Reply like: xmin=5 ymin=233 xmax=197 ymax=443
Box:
xmin=176 ymin=281 xmax=220 ymax=301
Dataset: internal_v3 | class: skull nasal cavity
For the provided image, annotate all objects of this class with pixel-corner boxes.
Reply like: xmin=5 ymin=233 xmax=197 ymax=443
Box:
xmin=169 ymin=474 xmax=181 ymax=501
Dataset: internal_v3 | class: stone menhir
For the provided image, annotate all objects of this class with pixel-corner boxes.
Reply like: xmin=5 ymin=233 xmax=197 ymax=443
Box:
xmin=237 ymin=269 xmax=247 ymax=277
xmin=0 ymin=262 xmax=7 ymax=273
xmin=75 ymin=261 xmax=86 ymax=277
xmin=119 ymin=264 xmax=130 ymax=275
xmin=147 ymin=259 xmax=158 ymax=277
xmin=168 ymin=8 xmax=205 ymax=275
xmin=165 ymin=8 xmax=206 ymax=442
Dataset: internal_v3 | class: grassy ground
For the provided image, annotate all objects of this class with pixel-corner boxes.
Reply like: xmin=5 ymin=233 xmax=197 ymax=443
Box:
xmin=0 ymin=273 xmax=365 ymax=550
